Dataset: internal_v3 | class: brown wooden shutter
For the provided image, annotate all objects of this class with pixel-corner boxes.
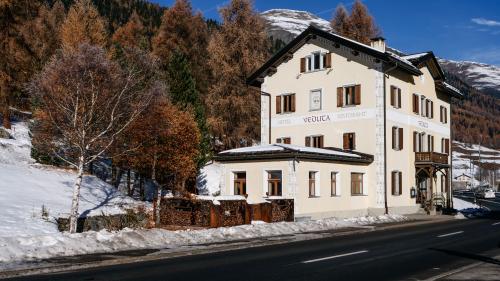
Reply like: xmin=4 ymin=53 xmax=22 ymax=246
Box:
xmin=440 ymin=106 xmax=443 ymax=122
xmin=319 ymin=135 xmax=324 ymax=148
xmin=352 ymin=133 xmax=356 ymax=150
xmin=391 ymin=171 xmax=396 ymax=195
xmin=430 ymin=101 xmax=434 ymax=118
xmin=392 ymin=127 xmax=396 ymax=149
xmin=305 ymin=136 xmax=311 ymax=147
xmin=445 ymin=138 xmax=450 ymax=154
xmin=343 ymin=133 xmax=348 ymax=150
xmin=284 ymin=137 xmax=291 ymax=144
xmin=398 ymin=172 xmax=402 ymax=195
xmin=337 ymin=87 xmax=343 ymax=107
xmin=413 ymin=131 xmax=417 ymax=152
xmin=276 ymin=96 xmax=281 ymax=114
xmin=398 ymin=127 xmax=403 ymax=150
xmin=390 ymin=86 xmax=395 ymax=106
xmin=325 ymin=53 xmax=332 ymax=68
xmin=354 ymin=85 xmax=361 ymax=105
xmin=291 ymin=94 xmax=296 ymax=112
xmin=445 ymin=108 xmax=448 ymax=123
xmin=412 ymin=94 xmax=419 ymax=114
xmin=397 ymin=88 xmax=402 ymax=108
xmin=300 ymin=57 xmax=306 ymax=73
xmin=276 ymin=138 xmax=282 ymax=143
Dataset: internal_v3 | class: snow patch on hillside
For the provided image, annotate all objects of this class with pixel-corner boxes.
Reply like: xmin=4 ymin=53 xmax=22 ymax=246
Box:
xmin=261 ymin=9 xmax=331 ymax=36
xmin=0 ymin=122 xmax=146 ymax=238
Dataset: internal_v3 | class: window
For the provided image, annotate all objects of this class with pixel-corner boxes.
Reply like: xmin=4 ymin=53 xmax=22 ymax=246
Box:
xmin=276 ymin=137 xmax=291 ymax=144
xmin=440 ymin=174 xmax=446 ymax=192
xmin=309 ymin=171 xmax=317 ymax=197
xmin=331 ymin=172 xmax=338 ymax=196
xmin=420 ymin=96 xmax=426 ymax=117
xmin=337 ymin=85 xmax=361 ymax=107
xmin=267 ymin=171 xmax=282 ymax=196
xmin=412 ymin=93 xmax=419 ymax=114
xmin=413 ymin=131 xmax=428 ymax=152
xmin=301 ymin=52 xmax=331 ymax=73
xmin=234 ymin=172 xmax=246 ymax=195
xmin=276 ymin=94 xmax=295 ymax=114
xmin=391 ymin=171 xmax=402 ymax=196
xmin=390 ymin=86 xmax=402 ymax=108
xmin=392 ymin=127 xmax=403 ymax=151
xmin=441 ymin=138 xmax=450 ymax=154
xmin=351 ymin=173 xmax=363 ymax=195
xmin=440 ymin=106 xmax=448 ymax=124
xmin=427 ymin=135 xmax=434 ymax=152
xmin=343 ymin=133 xmax=356 ymax=150
xmin=305 ymin=135 xmax=324 ymax=148
xmin=309 ymin=89 xmax=322 ymax=111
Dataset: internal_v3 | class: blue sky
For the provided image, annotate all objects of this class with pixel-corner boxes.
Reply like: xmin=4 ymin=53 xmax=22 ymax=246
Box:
xmin=149 ymin=0 xmax=500 ymax=66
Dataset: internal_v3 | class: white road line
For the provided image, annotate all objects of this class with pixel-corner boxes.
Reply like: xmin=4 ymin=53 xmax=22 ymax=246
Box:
xmin=492 ymin=222 xmax=500 ymax=226
xmin=437 ymin=231 xmax=464 ymax=238
xmin=301 ymin=250 xmax=368 ymax=264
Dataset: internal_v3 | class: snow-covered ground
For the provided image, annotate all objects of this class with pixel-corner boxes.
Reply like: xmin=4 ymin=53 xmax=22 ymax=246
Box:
xmin=0 ymin=122 xmax=145 ymax=238
xmin=452 ymin=141 xmax=500 ymax=188
xmin=453 ymin=197 xmax=488 ymax=219
xmin=0 ymin=214 xmax=408 ymax=266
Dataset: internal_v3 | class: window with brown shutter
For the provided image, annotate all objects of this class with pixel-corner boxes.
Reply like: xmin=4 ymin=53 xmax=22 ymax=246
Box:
xmin=306 ymin=135 xmax=324 ymax=148
xmin=390 ymin=86 xmax=395 ymax=107
xmin=291 ymin=94 xmax=296 ymax=112
xmin=276 ymin=96 xmax=281 ymax=114
xmin=284 ymin=137 xmax=291 ymax=144
xmin=413 ymin=131 xmax=417 ymax=152
xmin=351 ymin=173 xmax=363 ymax=195
xmin=337 ymin=87 xmax=343 ymax=107
xmin=392 ymin=127 xmax=397 ymax=150
xmin=354 ymin=85 xmax=361 ymax=105
xmin=325 ymin=53 xmax=332 ymax=68
xmin=398 ymin=171 xmax=402 ymax=195
xmin=398 ymin=127 xmax=403 ymax=150
xmin=397 ymin=88 xmax=402 ymax=108
xmin=300 ymin=57 xmax=306 ymax=73
xmin=430 ymin=101 xmax=434 ymax=118
xmin=391 ymin=171 xmax=403 ymax=196
xmin=445 ymin=138 xmax=450 ymax=155
xmin=412 ymin=94 xmax=419 ymax=114
xmin=276 ymin=138 xmax=281 ymax=144
xmin=343 ymin=133 xmax=355 ymax=150
xmin=444 ymin=107 xmax=448 ymax=123
xmin=305 ymin=136 xmax=311 ymax=147
xmin=440 ymin=106 xmax=443 ymax=122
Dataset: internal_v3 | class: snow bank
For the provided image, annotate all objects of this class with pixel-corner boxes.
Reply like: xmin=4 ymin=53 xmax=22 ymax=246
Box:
xmin=0 ymin=214 xmax=408 ymax=265
xmin=0 ymin=122 xmax=146 ymax=238
xmin=453 ymin=197 xmax=488 ymax=219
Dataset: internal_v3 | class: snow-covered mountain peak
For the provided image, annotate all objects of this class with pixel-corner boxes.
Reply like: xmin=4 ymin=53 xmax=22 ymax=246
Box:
xmin=261 ymin=9 xmax=331 ymax=43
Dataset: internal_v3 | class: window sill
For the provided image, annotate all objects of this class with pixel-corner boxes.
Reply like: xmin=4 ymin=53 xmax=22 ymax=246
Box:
xmin=304 ymin=68 xmax=329 ymax=74
xmin=330 ymin=195 xmax=341 ymax=197
xmin=308 ymin=196 xmax=320 ymax=198
xmin=342 ymin=104 xmax=357 ymax=108
xmin=351 ymin=194 xmax=368 ymax=196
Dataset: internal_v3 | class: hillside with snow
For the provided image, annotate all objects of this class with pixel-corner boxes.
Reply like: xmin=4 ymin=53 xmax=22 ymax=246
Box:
xmin=261 ymin=9 xmax=331 ymax=43
xmin=0 ymin=122 xmax=145 ymax=238
xmin=439 ymin=59 xmax=500 ymax=98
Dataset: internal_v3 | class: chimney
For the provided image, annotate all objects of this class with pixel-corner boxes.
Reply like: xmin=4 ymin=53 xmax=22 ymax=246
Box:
xmin=370 ymin=36 xmax=386 ymax=52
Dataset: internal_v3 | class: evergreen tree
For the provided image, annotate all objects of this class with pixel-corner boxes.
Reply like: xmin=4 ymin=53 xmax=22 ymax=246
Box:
xmin=166 ymin=52 xmax=210 ymax=169
xmin=330 ymin=4 xmax=351 ymax=38
xmin=206 ymin=0 xmax=270 ymax=149
xmin=348 ymin=0 xmax=380 ymax=45
xmin=60 ymin=0 xmax=108 ymax=53
xmin=152 ymin=0 xmax=209 ymax=97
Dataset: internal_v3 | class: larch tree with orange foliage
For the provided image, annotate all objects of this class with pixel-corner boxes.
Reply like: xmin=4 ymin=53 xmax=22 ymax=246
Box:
xmin=206 ymin=0 xmax=270 ymax=150
xmin=112 ymin=11 xmax=149 ymax=50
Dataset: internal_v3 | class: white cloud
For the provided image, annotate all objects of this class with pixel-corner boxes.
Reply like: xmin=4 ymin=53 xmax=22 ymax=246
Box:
xmin=471 ymin=18 xmax=500 ymax=27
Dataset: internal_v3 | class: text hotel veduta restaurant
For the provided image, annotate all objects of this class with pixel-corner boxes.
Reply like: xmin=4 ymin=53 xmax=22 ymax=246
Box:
xmin=214 ymin=26 xmax=463 ymax=220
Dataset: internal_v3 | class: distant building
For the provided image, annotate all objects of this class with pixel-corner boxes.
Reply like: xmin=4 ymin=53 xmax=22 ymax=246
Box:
xmin=454 ymin=173 xmax=471 ymax=182
xmin=214 ymin=26 xmax=463 ymax=219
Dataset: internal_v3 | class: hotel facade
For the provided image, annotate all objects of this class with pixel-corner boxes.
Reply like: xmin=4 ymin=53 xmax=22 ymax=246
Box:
xmin=214 ymin=26 xmax=462 ymax=220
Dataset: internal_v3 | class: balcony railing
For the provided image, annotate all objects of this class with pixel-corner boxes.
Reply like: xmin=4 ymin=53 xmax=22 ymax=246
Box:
xmin=415 ymin=152 xmax=448 ymax=165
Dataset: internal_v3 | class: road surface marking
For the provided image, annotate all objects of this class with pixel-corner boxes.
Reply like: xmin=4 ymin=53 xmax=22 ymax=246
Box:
xmin=301 ymin=250 xmax=368 ymax=264
xmin=492 ymin=222 xmax=500 ymax=226
xmin=437 ymin=231 xmax=464 ymax=238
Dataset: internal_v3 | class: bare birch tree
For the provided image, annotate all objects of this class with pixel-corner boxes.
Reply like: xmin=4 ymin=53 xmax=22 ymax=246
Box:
xmin=30 ymin=44 xmax=163 ymax=233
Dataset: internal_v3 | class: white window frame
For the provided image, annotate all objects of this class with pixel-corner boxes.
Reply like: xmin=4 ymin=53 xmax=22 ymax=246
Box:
xmin=309 ymin=89 xmax=322 ymax=111
xmin=331 ymin=171 xmax=341 ymax=196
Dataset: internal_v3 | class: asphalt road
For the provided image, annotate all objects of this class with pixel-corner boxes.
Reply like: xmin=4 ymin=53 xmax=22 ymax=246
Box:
xmin=5 ymin=217 xmax=500 ymax=281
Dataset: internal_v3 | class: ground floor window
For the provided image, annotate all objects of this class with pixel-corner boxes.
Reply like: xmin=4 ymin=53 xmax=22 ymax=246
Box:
xmin=391 ymin=171 xmax=402 ymax=196
xmin=234 ymin=172 xmax=246 ymax=195
xmin=267 ymin=171 xmax=282 ymax=196
xmin=351 ymin=173 xmax=363 ymax=195
xmin=331 ymin=172 xmax=338 ymax=196
xmin=309 ymin=171 xmax=317 ymax=197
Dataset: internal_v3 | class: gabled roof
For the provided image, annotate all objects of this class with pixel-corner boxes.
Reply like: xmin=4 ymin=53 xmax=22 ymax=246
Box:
xmin=402 ymin=51 xmax=446 ymax=81
xmin=247 ymin=25 xmax=422 ymax=87
xmin=215 ymin=144 xmax=373 ymax=164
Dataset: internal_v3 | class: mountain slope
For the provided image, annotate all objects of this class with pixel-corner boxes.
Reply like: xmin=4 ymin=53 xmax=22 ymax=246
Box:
xmin=439 ymin=59 xmax=500 ymax=99
xmin=262 ymin=9 xmax=331 ymax=43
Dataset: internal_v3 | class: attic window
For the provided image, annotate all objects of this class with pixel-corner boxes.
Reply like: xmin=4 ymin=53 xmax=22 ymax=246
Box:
xmin=303 ymin=52 xmax=331 ymax=72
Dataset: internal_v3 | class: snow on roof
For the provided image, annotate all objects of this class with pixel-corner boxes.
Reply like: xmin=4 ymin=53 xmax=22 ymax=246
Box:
xmin=442 ymin=81 xmax=463 ymax=96
xmin=219 ymin=144 xmax=361 ymax=158
xmin=402 ymin=52 xmax=430 ymax=60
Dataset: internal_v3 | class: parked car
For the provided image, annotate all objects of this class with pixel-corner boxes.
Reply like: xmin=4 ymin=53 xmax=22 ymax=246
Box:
xmin=477 ymin=188 xmax=496 ymax=199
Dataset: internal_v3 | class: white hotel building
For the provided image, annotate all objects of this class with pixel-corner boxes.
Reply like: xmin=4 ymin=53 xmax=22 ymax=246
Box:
xmin=214 ymin=26 xmax=463 ymax=220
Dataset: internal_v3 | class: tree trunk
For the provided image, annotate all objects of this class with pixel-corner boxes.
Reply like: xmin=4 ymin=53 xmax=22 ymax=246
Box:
xmin=127 ymin=169 xmax=131 ymax=196
xmin=69 ymin=155 xmax=85 ymax=233
xmin=152 ymin=153 xmax=162 ymax=227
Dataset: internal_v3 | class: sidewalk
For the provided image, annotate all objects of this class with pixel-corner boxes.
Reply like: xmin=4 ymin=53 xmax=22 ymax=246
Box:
xmin=432 ymin=256 xmax=500 ymax=280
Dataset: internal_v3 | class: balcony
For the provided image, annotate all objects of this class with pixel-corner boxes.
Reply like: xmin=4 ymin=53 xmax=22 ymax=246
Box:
xmin=415 ymin=152 xmax=448 ymax=165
